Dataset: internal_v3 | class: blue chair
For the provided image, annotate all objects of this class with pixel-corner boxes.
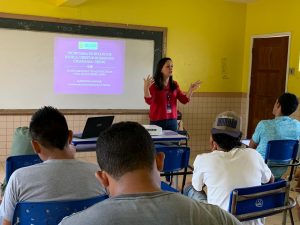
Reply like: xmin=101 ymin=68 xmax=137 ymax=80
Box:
xmin=228 ymin=180 xmax=296 ymax=225
xmin=12 ymin=194 xmax=108 ymax=225
xmin=265 ymin=140 xmax=299 ymax=181
xmin=160 ymin=181 xmax=179 ymax=192
xmin=155 ymin=146 xmax=191 ymax=193
xmin=6 ymin=154 xmax=42 ymax=182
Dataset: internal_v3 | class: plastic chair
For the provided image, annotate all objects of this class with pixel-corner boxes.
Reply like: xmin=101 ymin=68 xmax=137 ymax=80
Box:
xmin=229 ymin=180 xmax=296 ymax=225
xmin=12 ymin=194 xmax=108 ymax=225
xmin=160 ymin=181 xmax=179 ymax=192
xmin=265 ymin=140 xmax=299 ymax=181
xmin=6 ymin=154 xmax=42 ymax=182
xmin=156 ymin=146 xmax=191 ymax=193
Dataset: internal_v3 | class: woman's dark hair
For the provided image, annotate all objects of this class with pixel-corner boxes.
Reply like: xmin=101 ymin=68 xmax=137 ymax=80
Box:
xmin=153 ymin=57 xmax=176 ymax=91
xmin=211 ymin=133 xmax=242 ymax=152
xmin=278 ymin=93 xmax=299 ymax=116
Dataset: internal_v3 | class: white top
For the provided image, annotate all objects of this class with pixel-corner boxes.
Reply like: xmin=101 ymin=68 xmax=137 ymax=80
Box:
xmin=192 ymin=148 xmax=272 ymax=210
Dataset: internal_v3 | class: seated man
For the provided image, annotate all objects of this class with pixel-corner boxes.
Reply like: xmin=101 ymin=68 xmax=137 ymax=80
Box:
xmin=249 ymin=92 xmax=300 ymax=178
xmin=185 ymin=111 xmax=273 ymax=225
xmin=1 ymin=127 xmax=35 ymax=196
xmin=0 ymin=106 xmax=106 ymax=225
xmin=10 ymin=127 xmax=35 ymax=156
xmin=59 ymin=121 xmax=241 ymax=225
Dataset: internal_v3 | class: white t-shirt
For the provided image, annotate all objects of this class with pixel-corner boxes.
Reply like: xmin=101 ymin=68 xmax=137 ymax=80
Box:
xmin=0 ymin=159 xmax=106 ymax=222
xmin=192 ymin=148 xmax=272 ymax=210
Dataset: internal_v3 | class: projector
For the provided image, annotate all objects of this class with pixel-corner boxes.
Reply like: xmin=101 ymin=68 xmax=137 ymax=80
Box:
xmin=143 ymin=125 xmax=162 ymax=136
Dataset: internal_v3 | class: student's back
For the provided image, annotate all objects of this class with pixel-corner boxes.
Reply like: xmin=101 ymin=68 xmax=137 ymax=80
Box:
xmin=250 ymin=93 xmax=300 ymax=179
xmin=1 ymin=127 xmax=36 ymax=196
xmin=192 ymin=147 xmax=271 ymax=210
xmin=253 ymin=117 xmax=300 ymax=158
xmin=10 ymin=127 xmax=35 ymax=156
xmin=0 ymin=159 xmax=105 ymax=222
xmin=188 ymin=112 xmax=272 ymax=225
xmin=60 ymin=191 xmax=240 ymax=225
xmin=4 ymin=159 xmax=104 ymax=201
xmin=0 ymin=106 xmax=106 ymax=225
xmin=59 ymin=121 xmax=241 ymax=225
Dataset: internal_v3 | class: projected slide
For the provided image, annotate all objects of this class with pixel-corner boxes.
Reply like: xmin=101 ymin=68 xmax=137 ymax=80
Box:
xmin=54 ymin=37 xmax=125 ymax=94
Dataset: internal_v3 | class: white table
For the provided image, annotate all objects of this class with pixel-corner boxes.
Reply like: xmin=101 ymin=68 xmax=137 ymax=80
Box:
xmin=73 ymin=130 xmax=188 ymax=152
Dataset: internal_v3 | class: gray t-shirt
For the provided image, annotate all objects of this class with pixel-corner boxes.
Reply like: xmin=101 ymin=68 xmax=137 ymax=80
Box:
xmin=59 ymin=191 xmax=242 ymax=225
xmin=0 ymin=159 xmax=106 ymax=222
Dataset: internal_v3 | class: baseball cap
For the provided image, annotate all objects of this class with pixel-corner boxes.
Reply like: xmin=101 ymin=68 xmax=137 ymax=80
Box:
xmin=211 ymin=111 xmax=241 ymax=138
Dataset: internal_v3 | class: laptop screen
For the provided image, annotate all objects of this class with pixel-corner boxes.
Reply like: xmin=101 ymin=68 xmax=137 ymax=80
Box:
xmin=75 ymin=116 xmax=114 ymax=139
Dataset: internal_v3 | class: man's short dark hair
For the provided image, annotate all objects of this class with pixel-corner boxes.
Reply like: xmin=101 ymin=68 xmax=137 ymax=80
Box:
xmin=96 ymin=121 xmax=155 ymax=179
xmin=29 ymin=106 xmax=69 ymax=150
xmin=278 ymin=93 xmax=299 ymax=116
xmin=212 ymin=133 xmax=241 ymax=152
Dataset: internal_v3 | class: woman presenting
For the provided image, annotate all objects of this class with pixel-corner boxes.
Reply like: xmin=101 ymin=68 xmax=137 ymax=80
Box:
xmin=144 ymin=57 xmax=201 ymax=131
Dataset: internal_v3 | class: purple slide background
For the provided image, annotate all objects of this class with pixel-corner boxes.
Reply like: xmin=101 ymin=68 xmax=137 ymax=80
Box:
xmin=54 ymin=37 xmax=125 ymax=94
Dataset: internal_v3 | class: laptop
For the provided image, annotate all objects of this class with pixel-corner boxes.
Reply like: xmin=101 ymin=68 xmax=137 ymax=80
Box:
xmin=73 ymin=116 xmax=114 ymax=139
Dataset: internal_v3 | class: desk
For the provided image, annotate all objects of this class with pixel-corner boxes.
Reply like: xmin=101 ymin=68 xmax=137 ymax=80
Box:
xmin=73 ymin=130 xmax=188 ymax=152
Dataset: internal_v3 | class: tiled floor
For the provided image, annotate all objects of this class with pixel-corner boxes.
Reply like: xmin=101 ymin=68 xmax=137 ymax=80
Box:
xmin=0 ymin=158 xmax=299 ymax=225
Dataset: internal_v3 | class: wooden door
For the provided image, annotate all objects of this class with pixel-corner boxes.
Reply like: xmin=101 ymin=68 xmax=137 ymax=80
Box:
xmin=247 ymin=36 xmax=289 ymax=138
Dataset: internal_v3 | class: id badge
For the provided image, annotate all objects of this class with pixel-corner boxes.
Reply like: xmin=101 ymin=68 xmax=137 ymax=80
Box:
xmin=167 ymin=104 xmax=172 ymax=114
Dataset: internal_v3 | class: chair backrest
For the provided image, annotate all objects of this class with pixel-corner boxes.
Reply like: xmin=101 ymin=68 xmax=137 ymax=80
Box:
xmin=6 ymin=154 xmax=42 ymax=182
xmin=265 ymin=140 xmax=299 ymax=163
xmin=12 ymin=194 xmax=108 ymax=225
xmin=265 ymin=140 xmax=299 ymax=180
xmin=228 ymin=180 xmax=296 ymax=221
xmin=155 ymin=146 xmax=190 ymax=173
xmin=160 ymin=181 xmax=179 ymax=192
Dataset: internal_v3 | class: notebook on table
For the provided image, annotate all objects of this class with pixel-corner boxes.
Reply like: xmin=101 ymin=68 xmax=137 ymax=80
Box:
xmin=73 ymin=116 xmax=114 ymax=139
xmin=241 ymin=139 xmax=250 ymax=146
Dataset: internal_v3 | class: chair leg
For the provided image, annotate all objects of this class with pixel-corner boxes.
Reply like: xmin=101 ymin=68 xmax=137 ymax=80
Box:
xmin=288 ymin=208 xmax=294 ymax=225
xmin=282 ymin=209 xmax=294 ymax=225
xmin=282 ymin=210 xmax=287 ymax=225
xmin=174 ymin=175 xmax=179 ymax=190
xmin=288 ymin=166 xmax=295 ymax=182
xmin=164 ymin=173 xmax=173 ymax=185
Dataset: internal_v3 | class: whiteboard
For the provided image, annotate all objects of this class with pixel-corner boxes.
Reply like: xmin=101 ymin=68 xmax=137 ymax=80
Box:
xmin=0 ymin=28 xmax=154 ymax=109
